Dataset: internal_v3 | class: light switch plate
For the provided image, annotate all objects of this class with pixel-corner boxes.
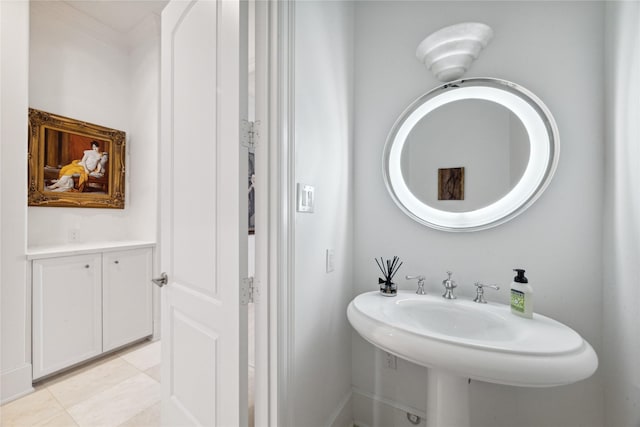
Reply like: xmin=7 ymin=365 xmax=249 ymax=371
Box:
xmin=326 ymin=249 xmax=335 ymax=273
xmin=296 ymin=183 xmax=315 ymax=213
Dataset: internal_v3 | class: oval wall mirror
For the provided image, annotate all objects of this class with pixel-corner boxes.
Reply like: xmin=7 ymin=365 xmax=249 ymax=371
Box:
xmin=383 ymin=78 xmax=559 ymax=232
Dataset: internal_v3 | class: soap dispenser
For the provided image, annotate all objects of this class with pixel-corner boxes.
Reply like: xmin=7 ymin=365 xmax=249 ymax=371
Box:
xmin=510 ymin=268 xmax=533 ymax=318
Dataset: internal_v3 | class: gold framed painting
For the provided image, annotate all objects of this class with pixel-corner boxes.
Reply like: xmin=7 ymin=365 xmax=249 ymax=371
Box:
xmin=28 ymin=108 xmax=126 ymax=209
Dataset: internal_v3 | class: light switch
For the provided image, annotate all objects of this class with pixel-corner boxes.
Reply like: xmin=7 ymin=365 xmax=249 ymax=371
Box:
xmin=296 ymin=183 xmax=315 ymax=213
xmin=326 ymin=249 xmax=335 ymax=273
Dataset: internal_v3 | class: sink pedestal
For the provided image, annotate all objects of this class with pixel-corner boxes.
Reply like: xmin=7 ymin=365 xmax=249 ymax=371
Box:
xmin=426 ymin=370 xmax=469 ymax=427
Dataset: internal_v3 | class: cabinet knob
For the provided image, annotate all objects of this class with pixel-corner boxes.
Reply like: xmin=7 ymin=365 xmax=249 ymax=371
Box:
xmin=114 ymin=260 xmax=119 ymax=264
xmin=84 ymin=264 xmax=90 ymax=268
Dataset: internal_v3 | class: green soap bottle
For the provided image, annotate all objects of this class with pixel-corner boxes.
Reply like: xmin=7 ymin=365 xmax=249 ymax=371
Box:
xmin=510 ymin=269 xmax=533 ymax=318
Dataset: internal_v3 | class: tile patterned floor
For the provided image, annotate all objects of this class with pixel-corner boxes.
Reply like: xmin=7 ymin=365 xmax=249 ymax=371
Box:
xmin=1 ymin=334 xmax=256 ymax=427
xmin=1 ymin=340 xmax=162 ymax=427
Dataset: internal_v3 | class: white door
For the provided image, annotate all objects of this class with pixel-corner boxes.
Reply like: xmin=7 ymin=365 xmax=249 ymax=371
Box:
xmin=159 ymin=1 xmax=248 ymax=426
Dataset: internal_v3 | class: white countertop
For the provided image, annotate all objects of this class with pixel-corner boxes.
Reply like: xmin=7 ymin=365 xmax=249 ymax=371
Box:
xmin=27 ymin=241 xmax=156 ymax=260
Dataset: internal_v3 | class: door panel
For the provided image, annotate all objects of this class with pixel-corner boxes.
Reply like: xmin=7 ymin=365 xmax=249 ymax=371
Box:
xmin=170 ymin=305 xmax=217 ymax=425
xmin=171 ymin=0 xmax=218 ymax=298
xmin=160 ymin=0 xmax=248 ymax=426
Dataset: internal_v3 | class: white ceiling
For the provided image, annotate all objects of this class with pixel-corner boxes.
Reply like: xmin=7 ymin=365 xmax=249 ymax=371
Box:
xmin=64 ymin=0 xmax=168 ymax=34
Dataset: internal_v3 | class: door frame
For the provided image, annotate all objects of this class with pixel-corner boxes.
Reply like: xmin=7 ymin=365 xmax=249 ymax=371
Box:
xmin=254 ymin=0 xmax=295 ymax=426
xmin=154 ymin=0 xmax=296 ymax=424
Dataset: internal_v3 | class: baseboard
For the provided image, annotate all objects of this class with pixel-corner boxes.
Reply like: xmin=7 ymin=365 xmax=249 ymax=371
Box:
xmin=1 ymin=364 xmax=34 ymax=404
xmin=328 ymin=389 xmax=354 ymax=427
xmin=352 ymin=387 xmax=426 ymax=427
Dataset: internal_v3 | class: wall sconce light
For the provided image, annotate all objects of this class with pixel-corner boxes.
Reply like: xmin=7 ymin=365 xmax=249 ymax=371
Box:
xmin=416 ymin=22 xmax=493 ymax=82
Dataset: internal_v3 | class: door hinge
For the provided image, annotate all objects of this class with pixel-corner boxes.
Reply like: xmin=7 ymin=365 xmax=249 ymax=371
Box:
xmin=241 ymin=277 xmax=259 ymax=304
xmin=241 ymin=120 xmax=259 ymax=150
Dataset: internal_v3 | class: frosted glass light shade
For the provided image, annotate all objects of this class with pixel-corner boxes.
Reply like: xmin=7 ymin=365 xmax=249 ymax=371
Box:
xmin=416 ymin=23 xmax=493 ymax=82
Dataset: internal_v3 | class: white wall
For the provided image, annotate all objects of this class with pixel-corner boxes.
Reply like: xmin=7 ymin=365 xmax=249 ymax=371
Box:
xmin=353 ymin=2 xmax=604 ymax=426
xmin=0 ymin=0 xmax=32 ymax=404
xmin=27 ymin=1 xmax=159 ymax=247
xmin=126 ymin=14 xmax=161 ymax=244
xmin=603 ymin=3 xmax=640 ymax=426
xmin=293 ymin=2 xmax=355 ymax=426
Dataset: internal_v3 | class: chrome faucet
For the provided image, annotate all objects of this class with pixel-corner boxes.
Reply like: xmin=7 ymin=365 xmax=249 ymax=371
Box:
xmin=406 ymin=275 xmax=426 ymax=295
xmin=473 ymin=282 xmax=500 ymax=304
xmin=442 ymin=271 xmax=457 ymax=299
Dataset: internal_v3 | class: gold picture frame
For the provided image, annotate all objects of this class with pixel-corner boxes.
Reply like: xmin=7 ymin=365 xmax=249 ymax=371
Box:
xmin=28 ymin=108 xmax=126 ymax=209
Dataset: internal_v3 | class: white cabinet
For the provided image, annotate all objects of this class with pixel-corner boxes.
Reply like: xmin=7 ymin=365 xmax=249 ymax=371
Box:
xmin=103 ymin=249 xmax=153 ymax=352
xmin=31 ymin=245 xmax=154 ymax=380
xmin=32 ymin=254 xmax=103 ymax=380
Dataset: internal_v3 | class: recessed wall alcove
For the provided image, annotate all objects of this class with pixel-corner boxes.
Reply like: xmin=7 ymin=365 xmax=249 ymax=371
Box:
xmin=27 ymin=1 xmax=164 ymax=248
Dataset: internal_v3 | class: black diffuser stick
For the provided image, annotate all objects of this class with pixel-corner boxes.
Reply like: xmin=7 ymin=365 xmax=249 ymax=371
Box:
xmin=390 ymin=256 xmax=398 ymax=276
xmin=375 ymin=258 xmax=385 ymax=276
xmin=392 ymin=261 xmax=403 ymax=280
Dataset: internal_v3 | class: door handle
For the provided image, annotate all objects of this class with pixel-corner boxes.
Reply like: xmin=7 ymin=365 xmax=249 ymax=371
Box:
xmin=152 ymin=272 xmax=168 ymax=287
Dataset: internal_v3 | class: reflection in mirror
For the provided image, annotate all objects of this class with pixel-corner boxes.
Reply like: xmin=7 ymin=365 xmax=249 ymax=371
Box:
xmin=400 ymin=99 xmax=530 ymax=212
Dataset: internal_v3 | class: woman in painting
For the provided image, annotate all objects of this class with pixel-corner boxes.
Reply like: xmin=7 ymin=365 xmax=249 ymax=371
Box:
xmin=47 ymin=141 xmax=106 ymax=192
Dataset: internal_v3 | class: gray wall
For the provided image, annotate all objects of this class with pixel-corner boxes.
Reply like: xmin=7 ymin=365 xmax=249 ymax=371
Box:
xmin=353 ymin=2 xmax=604 ymax=426
xmin=293 ymin=2 xmax=355 ymax=426
xmin=603 ymin=3 xmax=640 ymax=426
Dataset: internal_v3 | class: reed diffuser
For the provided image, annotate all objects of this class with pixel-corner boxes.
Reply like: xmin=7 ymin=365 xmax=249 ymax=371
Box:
xmin=376 ymin=256 xmax=402 ymax=296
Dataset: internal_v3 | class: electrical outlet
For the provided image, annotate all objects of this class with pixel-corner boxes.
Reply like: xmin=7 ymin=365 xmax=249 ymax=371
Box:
xmin=68 ymin=229 xmax=80 ymax=242
xmin=326 ymin=249 xmax=335 ymax=273
xmin=385 ymin=352 xmax=397 ymax=370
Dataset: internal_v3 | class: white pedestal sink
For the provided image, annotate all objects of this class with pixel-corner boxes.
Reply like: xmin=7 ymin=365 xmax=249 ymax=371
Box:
xmin=347 ymin=291 xmax=598 ymax=427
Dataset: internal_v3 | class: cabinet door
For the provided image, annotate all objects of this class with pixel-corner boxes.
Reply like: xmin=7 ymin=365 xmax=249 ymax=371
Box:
xmin=32 ymin=254 xmax=103 ymax=380
xmin=103 ymin=248 xmax=153 ymax=352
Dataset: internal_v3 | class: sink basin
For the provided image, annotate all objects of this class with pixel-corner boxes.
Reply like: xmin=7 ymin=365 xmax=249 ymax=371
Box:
xmin=348 ymin=291 xmax=597 ymax=387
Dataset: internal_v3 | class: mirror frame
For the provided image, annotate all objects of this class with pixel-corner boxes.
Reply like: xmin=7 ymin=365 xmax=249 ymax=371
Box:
xmin=383 ymin=78 xmax=559 ymax=232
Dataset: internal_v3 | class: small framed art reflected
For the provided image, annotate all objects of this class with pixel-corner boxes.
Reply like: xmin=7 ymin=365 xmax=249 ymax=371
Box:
xmin=438 ymin=167 xmax=465 ymax=201
xmin=28 ymin=108 xmax=126 ymax=209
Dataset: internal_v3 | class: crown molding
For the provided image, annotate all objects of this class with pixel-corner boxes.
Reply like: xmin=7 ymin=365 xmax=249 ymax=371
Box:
xmin=30 ymin=1 xmax=159 ymax=52
xmin=126 ymin=13 xmax=160 ymax=50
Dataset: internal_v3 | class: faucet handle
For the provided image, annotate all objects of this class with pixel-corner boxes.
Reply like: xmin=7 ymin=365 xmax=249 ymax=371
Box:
xmin=474 ymin=282 xmax=500 ymax=290
xmin=406 ymin=275 xmax=426 ymax=295
xmin=473 ymin=282 xmax=500 ymax=303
